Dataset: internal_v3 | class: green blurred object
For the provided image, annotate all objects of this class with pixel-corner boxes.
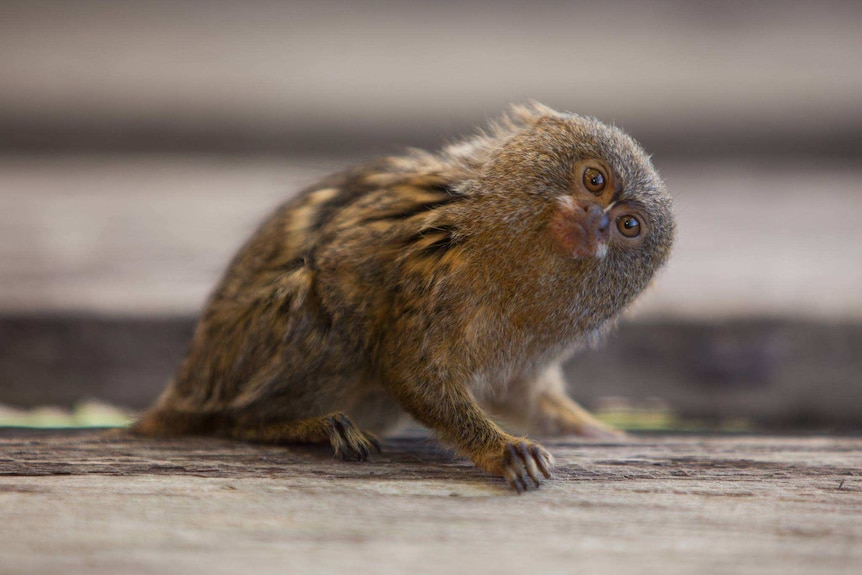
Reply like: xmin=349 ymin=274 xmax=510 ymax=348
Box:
xmin=594 ymin=397 xmax=754 ymax=433
xmin=0 ymin=397 xmax=752 ymax=432
xmin=0 ymin=400 xmax=132 ymax=428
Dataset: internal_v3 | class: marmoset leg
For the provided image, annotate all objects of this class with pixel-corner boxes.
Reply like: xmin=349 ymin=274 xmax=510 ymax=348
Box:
xmin=486 ymin=364 xmax=624 ymax=439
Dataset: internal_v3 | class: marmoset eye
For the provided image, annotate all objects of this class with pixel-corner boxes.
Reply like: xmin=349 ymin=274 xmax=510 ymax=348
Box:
xmin=616 ymin=214 xmax=641 ymax=238
xmin=583 ymin=167 xmax=607 ymax=194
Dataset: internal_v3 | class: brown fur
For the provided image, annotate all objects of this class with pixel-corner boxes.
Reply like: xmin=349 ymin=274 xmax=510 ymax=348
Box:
xmin=133 ymin=103 xmax=675 ymax=492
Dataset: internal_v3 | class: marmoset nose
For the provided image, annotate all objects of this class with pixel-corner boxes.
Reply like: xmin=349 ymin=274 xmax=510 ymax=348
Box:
xmin=597 ymin=211 xmax=610 ymax=234
xmin=584 ymin=203 xmax=610 ymax=236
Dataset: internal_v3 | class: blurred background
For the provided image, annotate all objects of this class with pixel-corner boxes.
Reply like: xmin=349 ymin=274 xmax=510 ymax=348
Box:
xmin=1 ymin=0 xmax=860 ymax=431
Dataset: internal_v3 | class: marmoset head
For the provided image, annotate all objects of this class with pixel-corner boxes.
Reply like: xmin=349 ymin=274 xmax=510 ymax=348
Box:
xmin=455 ymin=103 xmax=675 ymax=325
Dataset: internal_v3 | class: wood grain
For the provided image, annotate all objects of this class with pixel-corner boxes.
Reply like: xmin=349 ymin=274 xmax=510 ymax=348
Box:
xmin=1 ymin=430 xmax=859 ymax=575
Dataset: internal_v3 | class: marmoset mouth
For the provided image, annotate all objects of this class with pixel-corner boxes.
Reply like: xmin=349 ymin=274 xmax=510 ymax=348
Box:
xmin=552 ymin=197 xmax=613 ymax=259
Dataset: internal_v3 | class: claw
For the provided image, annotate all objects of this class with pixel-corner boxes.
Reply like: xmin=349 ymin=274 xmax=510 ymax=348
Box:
xmin=364 ymin=432 xmax=382 ymax=454
xmin=529 ymin=445 xmax=552 ymax=478
xmin=513 ymin=443 xmax=539 ymax=486
xmin=499 ymin=439 xmax=554 ymax=492
xmin=326 ymin=413 xmax=381 ymax=462
xmin=505 ymin=468 xmax=525 ymax=494
xmin=336 ymin=413 xmax=351 ymax=429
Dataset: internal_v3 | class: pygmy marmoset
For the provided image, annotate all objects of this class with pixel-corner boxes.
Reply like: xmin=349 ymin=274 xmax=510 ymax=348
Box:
xmin=134 ymin=103 xmax=675 ymax=492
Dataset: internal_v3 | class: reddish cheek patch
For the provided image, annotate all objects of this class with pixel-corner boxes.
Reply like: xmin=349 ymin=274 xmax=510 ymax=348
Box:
xmin=550 ymin=202 xmax=597 ymax=258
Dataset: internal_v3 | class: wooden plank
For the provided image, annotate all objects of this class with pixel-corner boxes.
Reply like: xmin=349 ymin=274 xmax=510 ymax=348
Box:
xmin=0 ymin=430 xmax=859 ymax=575
xmin=2 ymin=2 xmax=861 ymax=159
xmin=2 ymin=157 xmax=861 ymax=320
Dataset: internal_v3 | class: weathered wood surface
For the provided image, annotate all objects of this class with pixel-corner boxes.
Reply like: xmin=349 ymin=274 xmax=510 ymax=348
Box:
xmin=3 ymin=2 xmax=861 ymax=159
xmin=1 ymin=430 xmax=859 ymax=575
xmin=3 ymin=157 xmax=861 ymax=320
